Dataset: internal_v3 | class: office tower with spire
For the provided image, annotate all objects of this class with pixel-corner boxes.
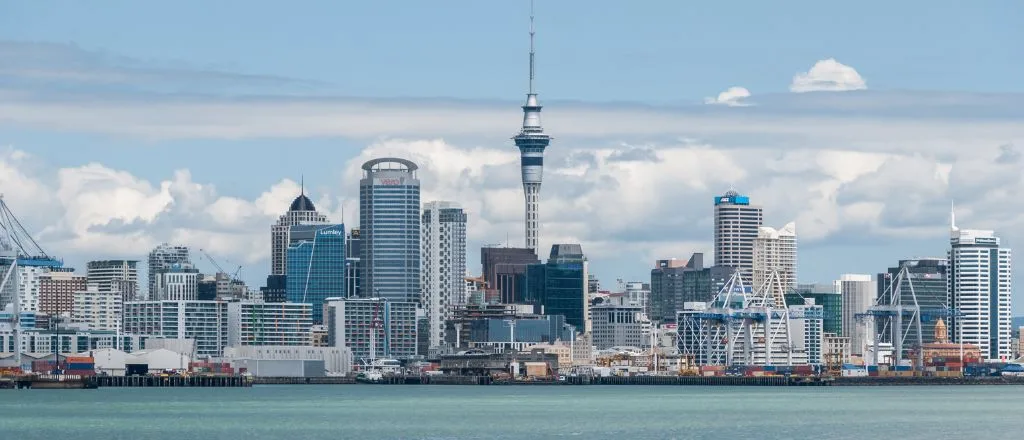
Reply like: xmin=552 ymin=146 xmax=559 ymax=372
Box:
xmin=271 ymin=180 xmax=330 ymax=276
xmin=948 ymin=206 xmax=1013 ymax=362
xmin=513 ymin=5 xmax=551 ymax=254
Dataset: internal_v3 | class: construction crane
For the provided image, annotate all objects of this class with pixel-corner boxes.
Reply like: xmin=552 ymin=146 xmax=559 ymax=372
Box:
xmin=199 ymin=249 xmax=243 ymax=283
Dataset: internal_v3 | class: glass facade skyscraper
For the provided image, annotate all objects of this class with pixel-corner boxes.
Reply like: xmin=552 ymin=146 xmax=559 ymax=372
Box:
xmin=649 ymin=253 xmax=734 ymax=323
xmin=286 ymin=223 xmax=346 ymax=324
xmin=877 ymin=258 xmax=948 ymax=345
xmin=359 ymin=158 xmax=421 ymax=302
xmin=785 ymin=283 xmax=842 ymax=336
xmin=526 ymin=244 xmax=590 ymax=333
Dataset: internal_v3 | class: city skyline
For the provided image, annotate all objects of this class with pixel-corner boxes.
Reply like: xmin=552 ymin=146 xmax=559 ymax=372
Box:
xmin=2 ymin=2 xmax=1024 ymax=313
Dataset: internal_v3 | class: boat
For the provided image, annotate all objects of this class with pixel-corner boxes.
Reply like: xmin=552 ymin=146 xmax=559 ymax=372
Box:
xmin=355 ymin=370 xmax=385 ymax=384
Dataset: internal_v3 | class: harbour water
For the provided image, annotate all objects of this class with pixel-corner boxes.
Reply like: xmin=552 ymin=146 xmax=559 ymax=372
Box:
xmin=2 ymin=385 xmax=1023 ymax=439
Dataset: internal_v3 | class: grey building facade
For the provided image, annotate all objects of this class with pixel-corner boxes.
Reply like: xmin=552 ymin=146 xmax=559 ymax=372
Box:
xmin=359 ymin=158 xmax=421 ymax=303
xmin=649 ymin=253 xmax=734 ymax=323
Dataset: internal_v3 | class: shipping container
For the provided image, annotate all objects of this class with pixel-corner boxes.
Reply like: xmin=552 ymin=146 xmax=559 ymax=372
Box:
xmin=65 ymin=356 xmax=93 ymax=364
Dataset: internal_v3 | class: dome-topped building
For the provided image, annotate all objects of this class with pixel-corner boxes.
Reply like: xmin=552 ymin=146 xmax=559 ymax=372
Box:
xmin=289 ymin=193 xmax=317 ymax=212
xmin=271 ymin=182 xmax=330 ymax=276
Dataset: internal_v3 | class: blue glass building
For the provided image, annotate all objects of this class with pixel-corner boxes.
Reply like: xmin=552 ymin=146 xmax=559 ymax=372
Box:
xmin=526 ymin=244 xmax=589 ymax=333
xmin=286 ymin=223 xmax=346 ymax=324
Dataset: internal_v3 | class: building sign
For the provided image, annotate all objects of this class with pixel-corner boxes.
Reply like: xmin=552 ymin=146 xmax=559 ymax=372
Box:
xmin=318 ymin=229 xmax=344 ymax=236
xmin=377 ymin=178 xmax=402 ymax=186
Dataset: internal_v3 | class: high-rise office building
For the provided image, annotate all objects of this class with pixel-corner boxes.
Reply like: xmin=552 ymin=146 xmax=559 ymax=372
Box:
xmin=10 ymin=260 xmax=65 ymax=313
xmin=836 ymin=274 xmax=875 ymax=355
xmin=948 ymin=213 xmax=1013 ymax=362
xmin=649 ymin=254 xmax=734 ymax=323
xmin=86 ymin=259 xmax=139 ymax=301
xmin=421 ymin=201 xmax=467 ymax=349
xmin=481 ymin=247 xmax=540 ymax=303
xmin=513 ymin=10 xmax=551 ymax=254
xmin=147 ymin=244 xmax=190 ymax=299
xmin=526 ymin=244 xmax=589 ymax=333
xmin=713 ymin=191 xmax=763 ymax=281
xmin=753 ymin=222 xmax=797 ymax=300
xmin=286 ymin=223 xmax=345 ymax=324
xmin=359 ymin=158 xmax=421 ymax=302
xmin=878 ymin=258 xmax=948 ymax=345
xmin=271 ymin=186 xmax=330 ymax=276
xmin=261 ymin=274 xmax=287 ymax=303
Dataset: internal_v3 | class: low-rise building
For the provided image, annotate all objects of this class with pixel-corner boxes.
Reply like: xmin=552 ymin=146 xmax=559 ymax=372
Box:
xmin=590 ymin=303 xmax=651 ymax=350
xmin=223 ymin=345 xmax=353 ymax=377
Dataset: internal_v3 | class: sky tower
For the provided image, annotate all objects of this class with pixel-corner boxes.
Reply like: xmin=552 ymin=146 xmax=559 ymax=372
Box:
xmin=513 ymin=2 xmax=551 ymax=254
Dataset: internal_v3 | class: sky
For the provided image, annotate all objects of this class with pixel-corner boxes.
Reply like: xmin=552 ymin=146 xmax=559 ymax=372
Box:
xmin=1 ymin=1 xmax=1023 ymax=311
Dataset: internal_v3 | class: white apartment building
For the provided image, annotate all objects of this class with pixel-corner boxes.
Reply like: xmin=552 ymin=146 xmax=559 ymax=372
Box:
xmin=154 ymin=265 xmax=199 ymax=301
xmin=325 ymin=297 xmax=418 ymax=360
xmin=123 ymin=300 xmax=229 ymax=358
xmin=227 ymin=302 xmax=313 ymax=347
xmin=86 ymin=260 xmax=139 ymax=300
xmin=753 ymin=222 xmax=797 ymax=299
xmin=421 ymin=201 xmax=467 ymax=349
xmin=948 ymin=217 xmax=1013 ymax=362
xmin=147 ymin=244 xmax=190 ymax=299
xmin=836 ymin=274 xmax=875 ymax=355
xmin=72 ymin=284 xmax=123 ymax=332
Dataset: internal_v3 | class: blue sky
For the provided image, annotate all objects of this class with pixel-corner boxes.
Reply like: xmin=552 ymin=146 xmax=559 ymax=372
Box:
xmin=2 ymin=1 xmax=1023 ymax=311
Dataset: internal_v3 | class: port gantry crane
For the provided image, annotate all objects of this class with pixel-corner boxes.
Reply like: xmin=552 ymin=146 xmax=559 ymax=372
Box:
xmin=1 ymin=195 xmax=62 ymax=372
xmin=678 ymin=270 xmax=798 ymax=367
xmin=856 ymin=262 xmax=960 ymax=371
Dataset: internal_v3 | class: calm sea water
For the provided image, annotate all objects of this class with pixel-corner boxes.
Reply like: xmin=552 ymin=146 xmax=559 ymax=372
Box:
xmin=2 ymin=385 xmax=1023 ymax=439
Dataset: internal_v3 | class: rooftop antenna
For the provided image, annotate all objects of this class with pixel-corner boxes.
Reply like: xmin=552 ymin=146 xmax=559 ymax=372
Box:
xmin=301 ymin=175 xmax=305 ymax=196
xmin=528 ymin=0 xmax=535 ymax=94
xmin=950 ymin=200 xmax=957 ymax=232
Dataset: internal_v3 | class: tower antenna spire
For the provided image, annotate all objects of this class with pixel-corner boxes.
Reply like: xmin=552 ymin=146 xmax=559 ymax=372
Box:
xmin=529 ymin=0 xmax=535 ymax=94
xmin=301 ymin=175 xmax=305 ymax=196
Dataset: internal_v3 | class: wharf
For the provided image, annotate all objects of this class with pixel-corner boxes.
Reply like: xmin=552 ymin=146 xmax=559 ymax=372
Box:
xmin=833 ymin=376 xmax=1024 ymax=386
xmin=96 ymin=375 xmax=252 ymax=387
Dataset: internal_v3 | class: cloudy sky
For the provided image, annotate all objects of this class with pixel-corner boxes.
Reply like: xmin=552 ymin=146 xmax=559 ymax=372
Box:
xmin=2 ymin=1 xmax=1023 ymax=311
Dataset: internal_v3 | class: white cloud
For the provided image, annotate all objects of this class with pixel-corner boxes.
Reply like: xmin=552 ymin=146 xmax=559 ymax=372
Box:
xmin=704 ymin=86 xmax=752 ymax=106
xmin=790 ymin=58 xmax=867 ymax=93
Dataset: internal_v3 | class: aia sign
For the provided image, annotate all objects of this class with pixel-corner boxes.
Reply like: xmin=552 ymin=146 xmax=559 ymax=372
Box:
xmin=378 ymin=178 xmax=402 ymax=186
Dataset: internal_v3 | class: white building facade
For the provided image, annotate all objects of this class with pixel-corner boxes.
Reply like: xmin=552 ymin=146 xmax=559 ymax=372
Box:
xmin=325 ymin=298 xmax=418 ymax=360
xmin=421 ymin=201 xmax=467 ymax=349
xmin=836 ymin=274 xmax=875 ymax=355
xmin=72 ymin=284 xmax=123 ymax=332
xmin=753 ymin=222 xmax=797 ymax=298
xmin=227 ymin=302 xmax=313 ymax=347
xmin=154 ymin=265 xmax=199 ymax=301
xmin=147 ymin=244 xmax=190 ymax=299
xmin=948 ymin=221 xmax=1013 ymax=362
xmin=123 ymin=300 xmax=229 ymax=358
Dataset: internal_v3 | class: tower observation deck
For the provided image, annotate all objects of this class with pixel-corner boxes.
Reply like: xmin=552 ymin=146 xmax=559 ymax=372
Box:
xmin=513 ymin=2 xmax=551 ymax=254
